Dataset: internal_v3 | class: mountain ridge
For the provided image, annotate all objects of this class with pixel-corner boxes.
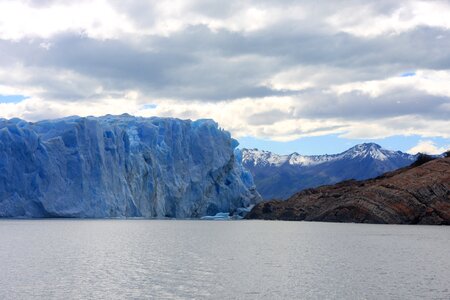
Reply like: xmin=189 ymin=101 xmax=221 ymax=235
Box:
xmin=241 ymin=143 xmax=416 ymax=200
xmin=242 ymin=143 xmax=415 ymax=167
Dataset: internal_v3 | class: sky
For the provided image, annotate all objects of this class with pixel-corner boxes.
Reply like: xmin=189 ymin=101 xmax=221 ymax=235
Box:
xmin=0 ymin=0 xmax=449 ymax=155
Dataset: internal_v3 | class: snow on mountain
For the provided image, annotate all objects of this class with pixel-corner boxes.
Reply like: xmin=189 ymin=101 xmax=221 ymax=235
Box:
xmin=0 ymin=115 xmax=261 ymax=218
xmin=242 ymin=143 xmax=416 ymax=200
xmin=243 ymin=143 xmax=413 ymax=167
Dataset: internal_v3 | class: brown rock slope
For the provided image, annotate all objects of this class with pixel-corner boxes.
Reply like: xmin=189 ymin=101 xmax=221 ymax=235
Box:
xmin=246 ymin=157 xmax=450 ymax=224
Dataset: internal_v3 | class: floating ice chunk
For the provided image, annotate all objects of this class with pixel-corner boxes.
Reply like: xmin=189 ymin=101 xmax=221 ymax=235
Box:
xmin=200 ymin=212 xmax=231 ymax=220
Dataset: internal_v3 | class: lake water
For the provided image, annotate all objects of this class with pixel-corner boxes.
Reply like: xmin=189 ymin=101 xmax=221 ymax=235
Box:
xmin=0 ymin=220 xmax=449 ymax=299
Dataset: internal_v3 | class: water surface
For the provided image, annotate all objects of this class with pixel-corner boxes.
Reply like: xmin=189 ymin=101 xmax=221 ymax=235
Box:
xmin=0 ymin=220 xmax=449 ymax=299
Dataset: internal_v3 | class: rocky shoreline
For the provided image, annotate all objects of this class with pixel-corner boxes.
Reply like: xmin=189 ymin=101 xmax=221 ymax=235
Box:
xmin=246 ymin=157 xmax=450 ymax=225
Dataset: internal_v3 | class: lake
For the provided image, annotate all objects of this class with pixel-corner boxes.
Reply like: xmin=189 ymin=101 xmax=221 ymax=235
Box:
xmin=0 ymin=220 xmax=449 ymax=299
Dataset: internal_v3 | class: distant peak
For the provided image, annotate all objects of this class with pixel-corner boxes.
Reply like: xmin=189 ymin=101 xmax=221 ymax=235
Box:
xmin=242 ymin=148 xmax=270 ymax=153
xmin=343 ymin=143 xmax=393 ymax=161
xmin=352 ymin=143 xmax=382 ymax=149
xmin=241 ymin=142 xmax=415 ymax=166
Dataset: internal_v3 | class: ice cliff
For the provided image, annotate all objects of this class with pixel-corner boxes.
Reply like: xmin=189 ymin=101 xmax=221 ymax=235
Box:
xmin=0 ymin=114 xmax=261 ymax=218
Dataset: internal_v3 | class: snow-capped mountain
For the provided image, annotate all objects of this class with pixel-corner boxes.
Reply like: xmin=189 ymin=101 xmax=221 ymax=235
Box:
xmin=242 ymin=143 xmax=416 ymax=200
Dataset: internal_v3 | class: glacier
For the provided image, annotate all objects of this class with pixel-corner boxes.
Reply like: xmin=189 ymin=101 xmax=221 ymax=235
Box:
xmin=0 ymin=114 xmax=261 ymax=218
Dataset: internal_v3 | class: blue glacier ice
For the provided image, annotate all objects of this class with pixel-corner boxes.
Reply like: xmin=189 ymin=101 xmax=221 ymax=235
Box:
xmin=0 ymin=114 xmax=261 ymax=218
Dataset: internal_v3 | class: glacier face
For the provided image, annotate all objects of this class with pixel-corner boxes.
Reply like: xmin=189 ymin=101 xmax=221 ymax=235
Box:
xmin=0 ymin=115 xmax=261 ymax=218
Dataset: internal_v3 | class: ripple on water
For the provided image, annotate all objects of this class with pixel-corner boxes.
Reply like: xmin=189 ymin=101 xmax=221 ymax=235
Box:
xmin=0 ymin=220 xmax=449 ymax=299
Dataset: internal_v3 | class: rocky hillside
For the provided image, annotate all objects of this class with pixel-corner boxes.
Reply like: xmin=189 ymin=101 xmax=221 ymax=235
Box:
xmin=0 ymin=115 xmax=260 ymax=218
xmin=246 ymin=156 xmax=450 ymax=225
xmin=242 ymin=143 xmax=415 ymax=200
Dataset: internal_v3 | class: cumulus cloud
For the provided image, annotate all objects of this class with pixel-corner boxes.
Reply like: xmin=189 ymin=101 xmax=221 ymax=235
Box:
xmin=0 ymin=0 xmax=449 ymax=143
xmin=331 ymin=70 xmax=450 ymax=98
xmin=407 ymin=140 xmax=449 ymax=155
xmin=0 ymin=0 xmax=135 ymax=40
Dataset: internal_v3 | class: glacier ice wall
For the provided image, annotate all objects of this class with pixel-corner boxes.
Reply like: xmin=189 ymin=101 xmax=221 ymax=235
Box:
xmin=0 ymin=115 xmax=261 ymax=218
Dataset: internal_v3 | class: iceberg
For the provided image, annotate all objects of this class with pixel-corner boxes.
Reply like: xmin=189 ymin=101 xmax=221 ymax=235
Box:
xmin=0 ymin=114 xmax=261 ymax=218
xmin=200 ymin=212 xmax=231 ymax=220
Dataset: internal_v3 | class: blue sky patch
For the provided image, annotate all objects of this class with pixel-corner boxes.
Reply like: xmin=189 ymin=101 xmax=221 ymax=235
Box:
xmin=142 ymin=103 xmax=158 ymax=109
xmin=0 ymin=95 xmax=27 ymax=103
xmin=239 ymin=134 xmax=449 ymax=155
xmin=400 ymin=72 xmax=416 ymax=77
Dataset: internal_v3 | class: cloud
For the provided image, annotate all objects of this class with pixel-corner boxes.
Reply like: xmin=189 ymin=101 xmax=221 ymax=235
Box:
xmin=330 ymin=70 xmax=450 ymax=98
xmin=327 ymin=1 xmax=450 ymax=38
xmin=0 ymin=0 xmax=134 ymax=40
xmin=0 ymin=0 xmax=448 ymax=143
xmin=0 ymin=96 xmax=142 ymax=121
xmin=407 ymin=140 xmax=449 ymax=155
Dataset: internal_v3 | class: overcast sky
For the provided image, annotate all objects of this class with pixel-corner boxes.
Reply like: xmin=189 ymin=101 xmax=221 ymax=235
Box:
xmin=0 ymin=0 xmax=449 ymax=154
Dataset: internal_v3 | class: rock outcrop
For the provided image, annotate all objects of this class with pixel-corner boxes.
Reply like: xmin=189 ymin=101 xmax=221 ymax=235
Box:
xmin=246 ymin=157 xmax=450 ymax=225
xmin=0 ymin=115 xmax=261 ymax=218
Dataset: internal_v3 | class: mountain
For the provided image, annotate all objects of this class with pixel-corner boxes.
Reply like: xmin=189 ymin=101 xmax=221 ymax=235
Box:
xmin=246 ymin=156 xmax=450 ymax=225
xmin=0 ymin=115 xmax=261 ymax=218
xmin=242 ymin=143 xmax=416 ymax=200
